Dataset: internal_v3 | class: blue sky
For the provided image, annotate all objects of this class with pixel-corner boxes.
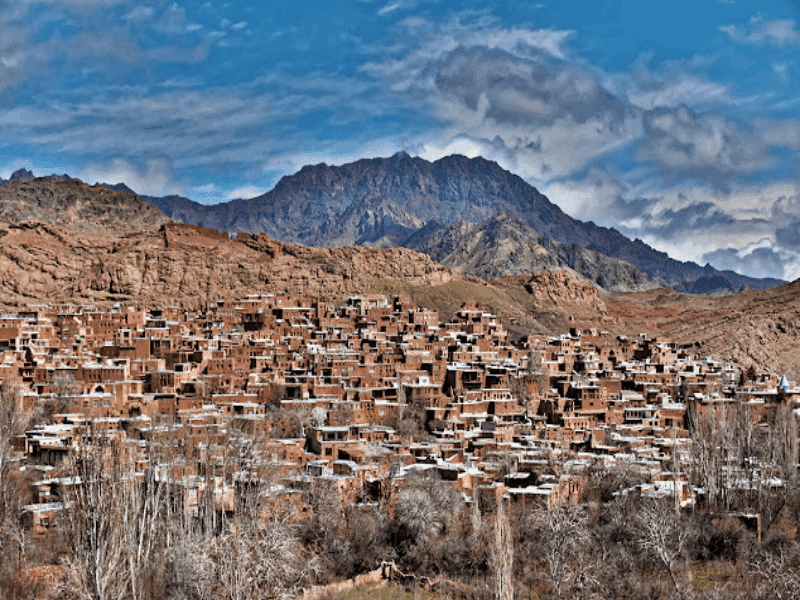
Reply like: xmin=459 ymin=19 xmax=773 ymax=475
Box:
xmin=1 ymin=0 xmax=799 ymax=281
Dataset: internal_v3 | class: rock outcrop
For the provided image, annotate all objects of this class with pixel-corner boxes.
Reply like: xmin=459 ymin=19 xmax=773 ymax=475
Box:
xmin=0 ymin=222 xmax=462 ymax=309
xmin=0 ymin=177 xmax=170 ymax=236
xmin=493 ymin=271 xmax=609 ymax=323
xmin=405 ymin=211 xmax=660 ymax=292
xmin=601 ymin=281 xmax=800 ymax=378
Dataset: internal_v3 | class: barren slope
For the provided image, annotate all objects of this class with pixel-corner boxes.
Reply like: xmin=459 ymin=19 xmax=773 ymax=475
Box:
xmin=0 ymin=222 xmax=465 ymax=309
xmin=3 ymin=216 xmax=795 ymax=376
xmin=0 ymin=221 xmax=626 ymax=337
xmin=602 ymin=282 xmax=800 ymax=377
xmin=405 ymin=211 xmax=660 ymax=291
xmin=0 ymin=177 xmax=170 ymax=236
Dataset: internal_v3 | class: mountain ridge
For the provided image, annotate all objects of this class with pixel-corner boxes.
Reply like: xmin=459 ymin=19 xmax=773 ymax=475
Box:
xmin=404 ymin=211 xmax=662 ymax=292
xmin=0 ymin=176 xmax=170 ymax=236
xmin=1 ymin=157 xmax=784 ymax=294
xmin=141 ymin=153 xmax=783 ymax=294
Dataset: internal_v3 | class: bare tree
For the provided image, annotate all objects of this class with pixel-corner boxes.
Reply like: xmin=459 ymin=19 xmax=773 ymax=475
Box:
xmin=470 ymin=493 xmax=482 ymax=546
xmin=215 ymin=495 xmax=316 ymax=600
xmin=768 ymin=403 xmax=799 ymax=488
xmin=120 ymin=463 xmax=168 ymax=600
xmin=534 ymin=505 xmax=596 ymax=600
xmin=393 ymin=471 xmax=462 ymax=545
xmin=635 ymin=499 xmax=692 ymax=600
xmin=747 ymin=543 xmax=800 ymax=600
xmin=0 ymin=385 xmax=29 ymax=519
xmin=527 ymin=346 xmax=549 ymax=400
xmin=59 ymin=437 xmax=130 ymax=600
xmin=490 ymin=500 xmax=514 ymax=600
xmin=40 ymin=372 xmax=78 ymax=424
xmin=0 ymin=385 xmax=37 ymax=582
xmin=688 ymin=399 xmax=745 ymax=513
xmin=311 ymin=406 xmax=326 ymax=428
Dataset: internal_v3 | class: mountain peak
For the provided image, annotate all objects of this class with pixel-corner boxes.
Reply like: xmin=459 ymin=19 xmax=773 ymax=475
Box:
xmin=0 ymin=177 xmax=170 ymax=236
xmin=95 ymin=182 xmax=138 ymax=195
xmin=9 ymin=168 xmax=34 ymax=182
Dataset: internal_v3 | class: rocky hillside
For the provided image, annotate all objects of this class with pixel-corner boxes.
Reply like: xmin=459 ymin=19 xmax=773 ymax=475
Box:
xmin=0 ymin=177 xmax=169 ymax=236
xmin=1 ymin=216 xmax=798 ymax=375
xmin=405 ymin=211 xmax=660 ymax=292
xmin=601 ymin=282 xmax=800 ymax=379
xmin=146 ymin=152 xmax=784 ymax=293
xmin=0 ymin=222 xmax=462 ymax=309
xmin=0 ymin=218 xmax=618 ymax=335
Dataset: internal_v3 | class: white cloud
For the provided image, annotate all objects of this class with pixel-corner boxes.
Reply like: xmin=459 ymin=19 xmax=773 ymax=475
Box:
xmin=225 ymin=185 xmax=268 ymax=200
xmin=378 ymin=2 xmax=402 ymax=15
xmin=361 ymin=22 xmax=639 ymax=185
xmin=640 ymin=105 xmax=773 ymax=181
xmin=541 ymin=170 xmax=632 ymax=221
xmin=608 ymin=61 xmax=731 ymax=110
xmin=720 ymin=18 xmax=800 ymax=46
xmin=155 ymin=2 xmax=188 ymax=35
xmin=266 ymin=136 xmax=405 ymax=176
xmin=543 ymin=173 xmax=800 ymax=278
xmin=361 ymin=16 xmax=575 ymax=91
xmin=79 ymin=157 xmax=184 ymax=197
xmin=188 ymin=182 xmax=222 ymax=203
xmin=703 ymin=239 xmax=799 ymax=281
xmin=122 ymin=6 xmax=154 ymax=21
xmin=756 ymin=118 xmax=800 ymax=149
xmin=191 ymin=183 xmax=219 ymax=194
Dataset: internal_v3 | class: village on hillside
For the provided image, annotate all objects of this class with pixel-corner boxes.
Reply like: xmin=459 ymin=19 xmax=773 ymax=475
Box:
xmin=2 ymin=292 xmax=796 ymax=540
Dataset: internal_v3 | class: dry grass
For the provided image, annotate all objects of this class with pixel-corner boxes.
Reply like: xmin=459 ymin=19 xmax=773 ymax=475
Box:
xmin=368 ymin=279 xmax=554 ymax=335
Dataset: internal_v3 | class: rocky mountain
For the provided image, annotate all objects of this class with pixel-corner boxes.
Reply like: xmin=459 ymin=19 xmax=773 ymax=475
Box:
xmin=145 ymin=152 xmax=784 ymax=294
xmin=404 ymin=211 xmax=660 ymax=292
xmin=0 ymin=177 xmax=170 ymax=236
xmin=6 ymin=168 xmax=34 ymax=183
xmin=0 ymin=173 xmax=663 ymax=293
xmin=0 ymin=157 xmax=781 ymax=295
xmin=0 ymin=168 xmax=76 ymax=186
